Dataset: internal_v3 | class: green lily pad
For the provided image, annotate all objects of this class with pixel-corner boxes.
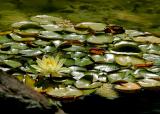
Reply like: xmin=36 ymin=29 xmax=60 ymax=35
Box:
xmin=38 ymin=31 xmax=62 ymax=39
xmin=63 ymin=45 xmax=86 ymax=52
xmin=96 ymin=83 xmax=118 ymax=99
xmin=71 ymin=71 xmax=85 ymax=80
xmin=115 ymin=55 xmax=145 ymax=66
xmin=64 ymin=58 xmax=75 ymax=67
xmin=138 ymin=79 xmax=160 ymax=89
xmin=0 ymin=48 xmax=19 ymax=54
xmin=10 ymin=33 xmax=35 ymax=41
xmin=75 ymin=57 xmax=93 ymax=67
xmin=69 ymin=66 xmax=87 ymax=72
xmin=111 ymin=41 xmax=141 ymax=53
xmin=108 ymin=71 xmax=135 ymax=83
xmin=34 ymin=40 xmax=51 ymax=46
xmin=63 ymin=33 xmax=86 ymax=41
xmin=11 ymin=21 xmax=39 ymax=29
xmin=114 ymin=82 xmax=141 ymax=93
xmin=41 ymin=46 xmax=56 ymax=53
xmin=75 ymin=79 xmax=102 ymax=89
xmin=31 ymin=15 xmax=63 ymax=24
xmin=4 ymin=60 xmax=22 ymax=68
xmin=94 ymin=63 xmax=120 ymax=73
xmin=133 ymin=36 xmax=160 ymax=44
xmin=0 ymin=35 xmax=13 ymax=43
xmin=91 ymin=55 xmax=105 ymax=63
xmin=134 ymin=69 xmax=160 ymax=79
xmin=75 ymin=22 xmax=106 ymax=31
xmin=41 ymin=24 xmax=63 ymax=31
xmin=87 ymin=35 xmax=113 ymax=44
xmin=46 ymin=86 xmax=83 ymax=99
xmin=19 ymin=49 xmax=42 ymax=56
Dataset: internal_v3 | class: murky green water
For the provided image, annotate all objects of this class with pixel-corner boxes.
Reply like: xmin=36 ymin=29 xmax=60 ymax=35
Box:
xmin=0 ymin=0 xmax=159 ymax=36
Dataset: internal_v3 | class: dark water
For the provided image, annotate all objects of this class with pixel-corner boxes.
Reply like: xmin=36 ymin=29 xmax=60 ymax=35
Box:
xmin=0 ymin=0 xmax=159 ymax=36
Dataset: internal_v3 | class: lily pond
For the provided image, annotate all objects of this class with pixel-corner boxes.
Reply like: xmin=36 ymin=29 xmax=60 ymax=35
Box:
xmin=0 ymin=14 xmax=160 ymax=113
xmin=0 ymin=0 xmax=160 ymax=114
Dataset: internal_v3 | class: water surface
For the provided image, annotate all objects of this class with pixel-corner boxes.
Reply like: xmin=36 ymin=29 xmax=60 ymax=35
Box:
xmin=0 ymin=0 xmax=159 ymax=36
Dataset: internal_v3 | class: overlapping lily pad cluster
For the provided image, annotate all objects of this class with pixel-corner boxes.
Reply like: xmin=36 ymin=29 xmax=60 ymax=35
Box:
xmin=0 ymin=15 xmax=160 ymax=100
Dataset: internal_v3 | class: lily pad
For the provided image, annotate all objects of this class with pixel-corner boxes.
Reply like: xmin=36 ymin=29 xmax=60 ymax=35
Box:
xmin=0 ymin=35 xmax=13 ymax=43
xmin=4 ymin=60 xmax=22 ymax=68
xmin=133 ymin=36 xmax=160 ymax=44
xmin=19 ymin=49 xmax=42 ymax=56
xmin=31 ymin=15 xmax=63 ymax=24
xmin=10 ymin=33 xmax=35 ymax=41
xmin=11 ymin=21 xmax=39 ymax=29
xmin=114 ymin=82 xmax=141 ymax=93
xmin=111 ymin=41 xmax=141 ymax=53
xmin=63 ymin=33 xmax=86 ymax=41
xmin=115 ymin=55 xmax=145 ymax=66
xmin=46 ymin=86 xmax=83 ymax=99
xmin=75 ymin=22 xmax=106 ymax=31
xmin=94 ymin=63 xmax=120 ymax=73
xmin=87 ymin=35 xmax=113 ymax=44
xmin=38 ymin=31 xmax=62 ymax=39
xmin=138 ymin=79 xmax=160 ymax=89
xmin=75 ymin=57 xmax=93 ymax=67
xmin=75 ymin=79 xmax=102 ymax=89
xmin=41 ymin=24 xmax=63 ymax=31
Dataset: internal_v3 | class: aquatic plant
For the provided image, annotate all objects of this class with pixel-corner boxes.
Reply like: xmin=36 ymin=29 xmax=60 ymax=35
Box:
xmin=32 ymin=55 xmax=67 ymax=77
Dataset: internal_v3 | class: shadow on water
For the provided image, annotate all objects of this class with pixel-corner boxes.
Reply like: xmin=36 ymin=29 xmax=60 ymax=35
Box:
xmin=61 ymin=90 xmax=160 ymax=114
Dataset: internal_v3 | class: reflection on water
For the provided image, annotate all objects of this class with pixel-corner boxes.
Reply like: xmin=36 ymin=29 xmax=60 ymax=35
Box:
xmin=0 ymin=0 xmax=159 ymax=36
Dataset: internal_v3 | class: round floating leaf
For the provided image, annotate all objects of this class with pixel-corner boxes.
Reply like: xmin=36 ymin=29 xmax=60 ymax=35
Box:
xmin=0 ymin=54 xmax=13 ymax=61
xmin=63 ymin=45 xmax=86 ymax=52
xmin=69 ymin=66 xmax=87 ymax=72
xmin=75 ymin=57 xmax=93 ymax=67
xmin=138 ymin=79 xmax=160 ymax=89
xmin=75 ymin=22 xmax=106 ymax=31
xmin=7 ymin=42 xmax=28 ymax=50
xmin=108 ymin=71 xmax=135 ymax=83
xmin=112 ymin=41 xmax=141 ymax=53
xmin=34 ymin=40 xmax=51 ymax=46
xmin=10 ymin=33 xmax=35 ymax=41
xmin=0 ymin=48 xmax=19 ymax=55
xmin=133 ymin=36 xmax=160 ymax=44
xmin=4 ymin=60 xmax=22 ymax=68
xmin=38 ymin=31 xmax=62 ymax=39
xmin=46 ymin=86 xmax=83 ymax=99
xmin=31 ymin=15 xmax=63 ymax=24
xmin=94 ymin=63 xmax=120 ymax=73
xmin=41 ymin=46 xmax=56 ymax=53
xmin=41 ymin=24 xmax=63 ymax=31
xmin=0 ymin=35 xmax=13 ymax=43
xmin=91 ymin=55 xmax=105 ymax=63
xmin=69 ymin=52 xmax=86 ymax=58
xmin=19 ymin=49 xmax=42 ymax=56
xmin=125 ymin=30 xmax=150 ymax=37
xmin=114 ymin=82 xmax=141 ymax=93
xmin=63 ymin=33 xmax=86 ymax=41
xmin=71 ymin=71 xmax=85 ymax=80
xmin=87 ymin=35 xmax=113 ymax=44
xmin=96 ymin=83 xmax=118 ymax=99
xmin=11 ymin=21 xmax=39 ymax=29
xmin=104 ymin=54 xmax=115 ymax=63
xmin=64 ymin=58 xmax=75 ymax=67
xmin=75 ymin=79 xmax=102 ymax=89
xmin=134 ymin=69 xmax=160 ymax=79
xmin=143 ymin=54 xmax=160 ymax=65
xmin=115 ymin=55 xmax=145 ymax=66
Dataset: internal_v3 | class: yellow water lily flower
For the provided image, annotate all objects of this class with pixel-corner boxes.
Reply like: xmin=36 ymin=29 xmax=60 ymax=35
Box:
xmin=32 ymin=55 xmax=66 ymax=77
